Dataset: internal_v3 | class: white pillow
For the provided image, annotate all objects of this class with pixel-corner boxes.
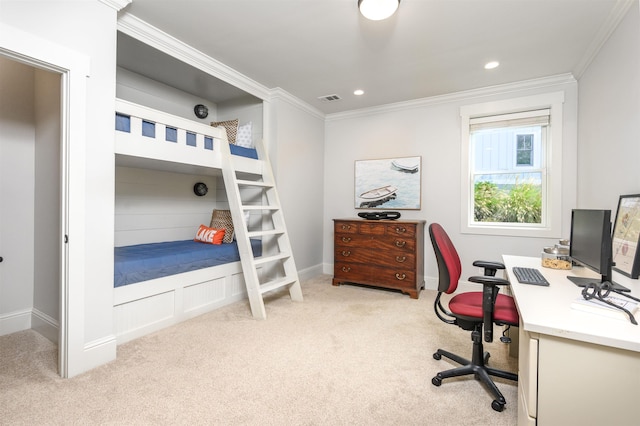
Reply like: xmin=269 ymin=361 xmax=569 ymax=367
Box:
xmin=236 ymin=122 xmax=254 ymax=148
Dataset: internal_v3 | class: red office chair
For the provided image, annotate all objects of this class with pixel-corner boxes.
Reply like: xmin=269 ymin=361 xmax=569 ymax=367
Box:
xmin=428 ymin=223 xmax=519 ymax=412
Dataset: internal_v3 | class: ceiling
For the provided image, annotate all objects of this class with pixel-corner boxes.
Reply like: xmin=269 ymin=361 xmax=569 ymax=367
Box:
xmin=118 ymin=0 xmax=630 ymax=115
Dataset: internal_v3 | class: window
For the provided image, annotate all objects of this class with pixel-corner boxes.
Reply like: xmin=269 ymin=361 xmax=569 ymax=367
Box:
xmin=516 ymin=134 xmax=534 ymax=166
xmin=460 ymin=92 xmax=565 ymax=238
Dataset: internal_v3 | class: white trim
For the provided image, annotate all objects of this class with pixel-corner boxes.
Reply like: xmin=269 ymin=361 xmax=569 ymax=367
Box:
xmin=0 ymin=309 xmax=31 ymax=336
xmin=98 ymin=0 xmax=132 ymax=12
xmin=117 ymin=12 xmax=271 ymax=102
xmin=269 ymin=87 xmax=325 ymax=120
xmin=460 ymin=92 xmax=565 ymax=238
xmin=0 ymin=22 xmax=91 ymax=378
xmin=326 ymin=74 xmax=576 ymax=122
xmin=573 ymin=0 xmax=636 ymax=79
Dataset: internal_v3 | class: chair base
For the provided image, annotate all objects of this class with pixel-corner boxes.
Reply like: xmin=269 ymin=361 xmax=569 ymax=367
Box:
xmin=432 ymin=331 xmax=517 ymax=412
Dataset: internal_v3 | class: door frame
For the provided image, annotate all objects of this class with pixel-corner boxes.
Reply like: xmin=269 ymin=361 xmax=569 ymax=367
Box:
xmin=0 ymin=23 xmax=89 ymax=378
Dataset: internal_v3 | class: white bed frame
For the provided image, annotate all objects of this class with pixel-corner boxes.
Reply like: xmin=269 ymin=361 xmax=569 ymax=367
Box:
xmin=113 ymin=99 xmax=263 ymax=344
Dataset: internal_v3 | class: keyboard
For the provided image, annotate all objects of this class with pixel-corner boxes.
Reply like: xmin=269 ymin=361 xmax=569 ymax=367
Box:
xmin=512 ymin=267 xmax=550 ymax=286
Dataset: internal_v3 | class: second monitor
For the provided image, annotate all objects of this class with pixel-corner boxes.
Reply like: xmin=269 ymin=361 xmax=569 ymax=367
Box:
xmin=567 ymin=209 xmax=629 ymax=292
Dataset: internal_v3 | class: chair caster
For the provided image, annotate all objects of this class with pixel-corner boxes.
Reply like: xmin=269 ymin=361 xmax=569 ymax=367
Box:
xmin=433 ymin=352 xmax=442 ymax=360
xmin=491 ymin=400 xmax=504 ymax=412
xmin=432 ymin=376 xmax=442 ymax=386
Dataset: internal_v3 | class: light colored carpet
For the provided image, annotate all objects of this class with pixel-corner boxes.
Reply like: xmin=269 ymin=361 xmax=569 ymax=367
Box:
xmin=1 ymin=275 xmax=517 ymax=425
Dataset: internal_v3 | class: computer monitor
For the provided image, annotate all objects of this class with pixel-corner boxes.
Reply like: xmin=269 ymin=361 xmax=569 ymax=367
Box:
xmin=567 ymin=209 xmax=629 ymax=292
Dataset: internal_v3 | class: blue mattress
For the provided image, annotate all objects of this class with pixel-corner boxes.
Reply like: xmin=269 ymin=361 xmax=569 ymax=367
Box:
xmin=114 ymin=239 xmax=262 ymax=288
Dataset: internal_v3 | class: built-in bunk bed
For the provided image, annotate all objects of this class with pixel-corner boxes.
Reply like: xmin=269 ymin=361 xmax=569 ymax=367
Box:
xmin=113 ymin=99 xmax=264 ymax=344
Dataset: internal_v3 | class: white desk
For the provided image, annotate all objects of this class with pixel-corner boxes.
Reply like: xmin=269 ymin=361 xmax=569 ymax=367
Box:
xmin=503 ymin=256 xmax=640 ymax=426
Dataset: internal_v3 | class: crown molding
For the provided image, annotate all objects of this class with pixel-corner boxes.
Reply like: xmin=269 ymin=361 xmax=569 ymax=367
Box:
xmin=326 ymin=73 xmax=577 ymax=122
xmin=99 ymin=0 xmax=131 ymax=12
xmin=573 ymin=0 xmax=635 ymax=79
xmin=269 ymin=88 xmax=325 ymax=120
xmin=117 ymin=12 xmax=271 ymax=101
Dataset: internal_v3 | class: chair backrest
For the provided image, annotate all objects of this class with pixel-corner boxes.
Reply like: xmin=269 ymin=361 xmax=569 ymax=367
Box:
xmin=429 ymin=223 xmax=462 ymax=294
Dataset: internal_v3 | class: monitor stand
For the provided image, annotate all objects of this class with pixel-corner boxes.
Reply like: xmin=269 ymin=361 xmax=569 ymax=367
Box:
xmin=566 ymin=276 xmax=630 ymax=292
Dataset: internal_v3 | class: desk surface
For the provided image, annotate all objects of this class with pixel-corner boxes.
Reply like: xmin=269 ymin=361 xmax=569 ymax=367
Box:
xmin=503 ymin=255 xmax=640 ymax=353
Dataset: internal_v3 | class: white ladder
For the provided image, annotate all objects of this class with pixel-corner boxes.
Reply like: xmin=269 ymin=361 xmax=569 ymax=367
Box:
xmin=219 ymin=138 xmax=303 ymax=319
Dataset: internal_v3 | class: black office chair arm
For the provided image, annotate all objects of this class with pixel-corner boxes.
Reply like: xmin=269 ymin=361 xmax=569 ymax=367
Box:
xmin=472 ymin=260 xmax=505 ymax=277
xmin=469 ymin=275 xmax=511 ymax=343
xmin=468 ymin=275 xmax=510 ymax=287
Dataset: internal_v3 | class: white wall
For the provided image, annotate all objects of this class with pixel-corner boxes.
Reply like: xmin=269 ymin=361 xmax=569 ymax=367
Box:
xmin=267 ymin=93 xmax=325 ymax=278
xmin=117 ymin=67 xmax=220 ymax=122
xmin=324 ymin=80 xmax=579 ymax=288
xmin=577 ymin=3 xmax=640 ymax=210
xmin=0 ymin=57 xmax=35 ymax=333
xmin=577 ymin=2 xmax=640 ymax=290
xmin=115 ymin=167 xmax=219 ymax=246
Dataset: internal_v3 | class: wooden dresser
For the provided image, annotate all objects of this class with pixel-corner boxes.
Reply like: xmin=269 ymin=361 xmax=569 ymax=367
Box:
xmin=332 ymin=219 xmax=426 ymax=298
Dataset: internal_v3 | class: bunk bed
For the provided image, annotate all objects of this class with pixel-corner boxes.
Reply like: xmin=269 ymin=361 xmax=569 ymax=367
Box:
xmin=113 ymin=99 xmax=264 ymax=344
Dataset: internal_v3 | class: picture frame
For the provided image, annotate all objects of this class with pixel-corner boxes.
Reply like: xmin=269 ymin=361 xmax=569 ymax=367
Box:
xmin=354 ymin=156 xmax=421 ymax=210
xmin=612 ymin=193 xmax=640 ymax=279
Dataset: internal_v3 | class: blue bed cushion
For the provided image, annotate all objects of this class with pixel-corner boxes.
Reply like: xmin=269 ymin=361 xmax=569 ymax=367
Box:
xmin=230 ymin=144 xmax=258 ymax=159
xmin=114 ymin=239 xmax=262 ymax=287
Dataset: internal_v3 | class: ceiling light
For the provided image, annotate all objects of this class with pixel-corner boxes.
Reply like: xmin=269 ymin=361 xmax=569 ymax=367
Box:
xmin=484 ymin=61 xmax=500 ymax=70
xmin=354 ymin=89 xmax=364 ymax=96
xmin=358 ymin=0 xmax=400 ymax=21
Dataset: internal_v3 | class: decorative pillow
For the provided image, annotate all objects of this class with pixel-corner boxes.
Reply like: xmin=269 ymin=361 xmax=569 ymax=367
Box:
xmin=210 ymin=209 xmax=234 ymax=243
xmin=194 ymin=224 xmax=225 ymax=245
xmin=236 ymin=122 xmax=253 ymax=148
xmin=211 ymin=119 xmax=239 ymax=144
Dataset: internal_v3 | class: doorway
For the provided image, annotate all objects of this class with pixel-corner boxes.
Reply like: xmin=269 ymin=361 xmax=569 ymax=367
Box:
xmin=0 ymin=55 xmax=63 ymax=374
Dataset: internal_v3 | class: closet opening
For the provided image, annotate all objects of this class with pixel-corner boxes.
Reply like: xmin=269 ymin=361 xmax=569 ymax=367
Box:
xmin=0 ymin=54 xmax=64 ymax=376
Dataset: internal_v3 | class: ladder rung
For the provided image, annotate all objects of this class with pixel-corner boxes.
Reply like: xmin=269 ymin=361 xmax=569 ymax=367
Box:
xmin=242 ymin=205 xmax=280 ymax=211
xmin=236 ymin=179 xmax=273 ymax=188
xmin=254 ymin=252 xmax=291 ymax=266
xmin=259 ymin=276 xmax=298 ymax=294
xmin=247 ymin=229 xmax=285 ymax=238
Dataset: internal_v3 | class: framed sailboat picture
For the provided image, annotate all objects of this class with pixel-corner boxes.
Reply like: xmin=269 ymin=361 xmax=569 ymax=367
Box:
xmin=354 ymin=156 xmax=421 ymax=209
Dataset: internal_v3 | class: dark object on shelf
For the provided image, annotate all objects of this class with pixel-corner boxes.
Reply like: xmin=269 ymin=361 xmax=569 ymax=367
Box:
xmin=357 ymin=211 xmax=401 ymax=220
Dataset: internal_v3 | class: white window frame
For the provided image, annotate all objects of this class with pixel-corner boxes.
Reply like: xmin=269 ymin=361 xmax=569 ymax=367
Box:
xmin=460 ymin=92 xmax=564 ymax=238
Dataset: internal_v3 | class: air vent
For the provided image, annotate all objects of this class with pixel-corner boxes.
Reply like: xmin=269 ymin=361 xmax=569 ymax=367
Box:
xmin=318 ymin=94 xmax=342 ymax=102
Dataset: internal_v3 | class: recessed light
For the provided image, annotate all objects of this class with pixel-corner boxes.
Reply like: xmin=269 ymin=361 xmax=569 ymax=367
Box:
xmin=354 ymin=89 xmax=365 ymax=96
xmin=484 ymin=61 xmax=500 ymax=70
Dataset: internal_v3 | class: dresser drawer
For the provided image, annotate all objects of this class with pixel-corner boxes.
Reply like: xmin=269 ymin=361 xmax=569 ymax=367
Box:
xmin=334 ymin=234 xmax=416 ymax=252
xmin=335 ymin=222 xmax=358 ymax=234
xmin=334 ymin=247 xmax=416 ymax=268
xmin=385 ymin=223 xmax=416 ymax=237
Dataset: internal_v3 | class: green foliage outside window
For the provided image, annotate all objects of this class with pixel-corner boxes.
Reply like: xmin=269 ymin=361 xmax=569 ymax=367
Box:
xmin=474 ymin=181 xmax=542 ymax=223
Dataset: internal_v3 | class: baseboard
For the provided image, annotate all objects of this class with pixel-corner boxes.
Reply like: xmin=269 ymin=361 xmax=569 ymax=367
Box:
xmin=0 ymin=308 xmax=31 ymax=337
xmin=31 ymin=309 xmax=59 ymax=344
xmin=81 ymin=335 xmax=117 ymax=376
xmin=298 ymin=264 xmax=323 ymax=282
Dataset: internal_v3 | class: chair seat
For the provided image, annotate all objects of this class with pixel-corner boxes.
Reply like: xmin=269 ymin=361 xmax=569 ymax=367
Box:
xmin=449 ymin=292 xmax=519 ymax=325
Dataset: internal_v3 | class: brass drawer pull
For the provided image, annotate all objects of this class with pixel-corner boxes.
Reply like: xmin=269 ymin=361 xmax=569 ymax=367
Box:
xmin=395 ymin=240 xmax=406 ymax=248
xmin=395 ymin=273 xmax=407 ymax=281
xmin=341 ymin=237 xmax=352 ymax=243
xmin=341 ymin=250 xmax=351 ymax=257
xmin=396 ymin=256 xmax=407 ymax=263
xmin=342 ymin=266 xmax=351 ymax=272
xmin=395 ymin=227 xmax=407 ymax=234
xmin=341 ymin=224 xmax=351 ymax=230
